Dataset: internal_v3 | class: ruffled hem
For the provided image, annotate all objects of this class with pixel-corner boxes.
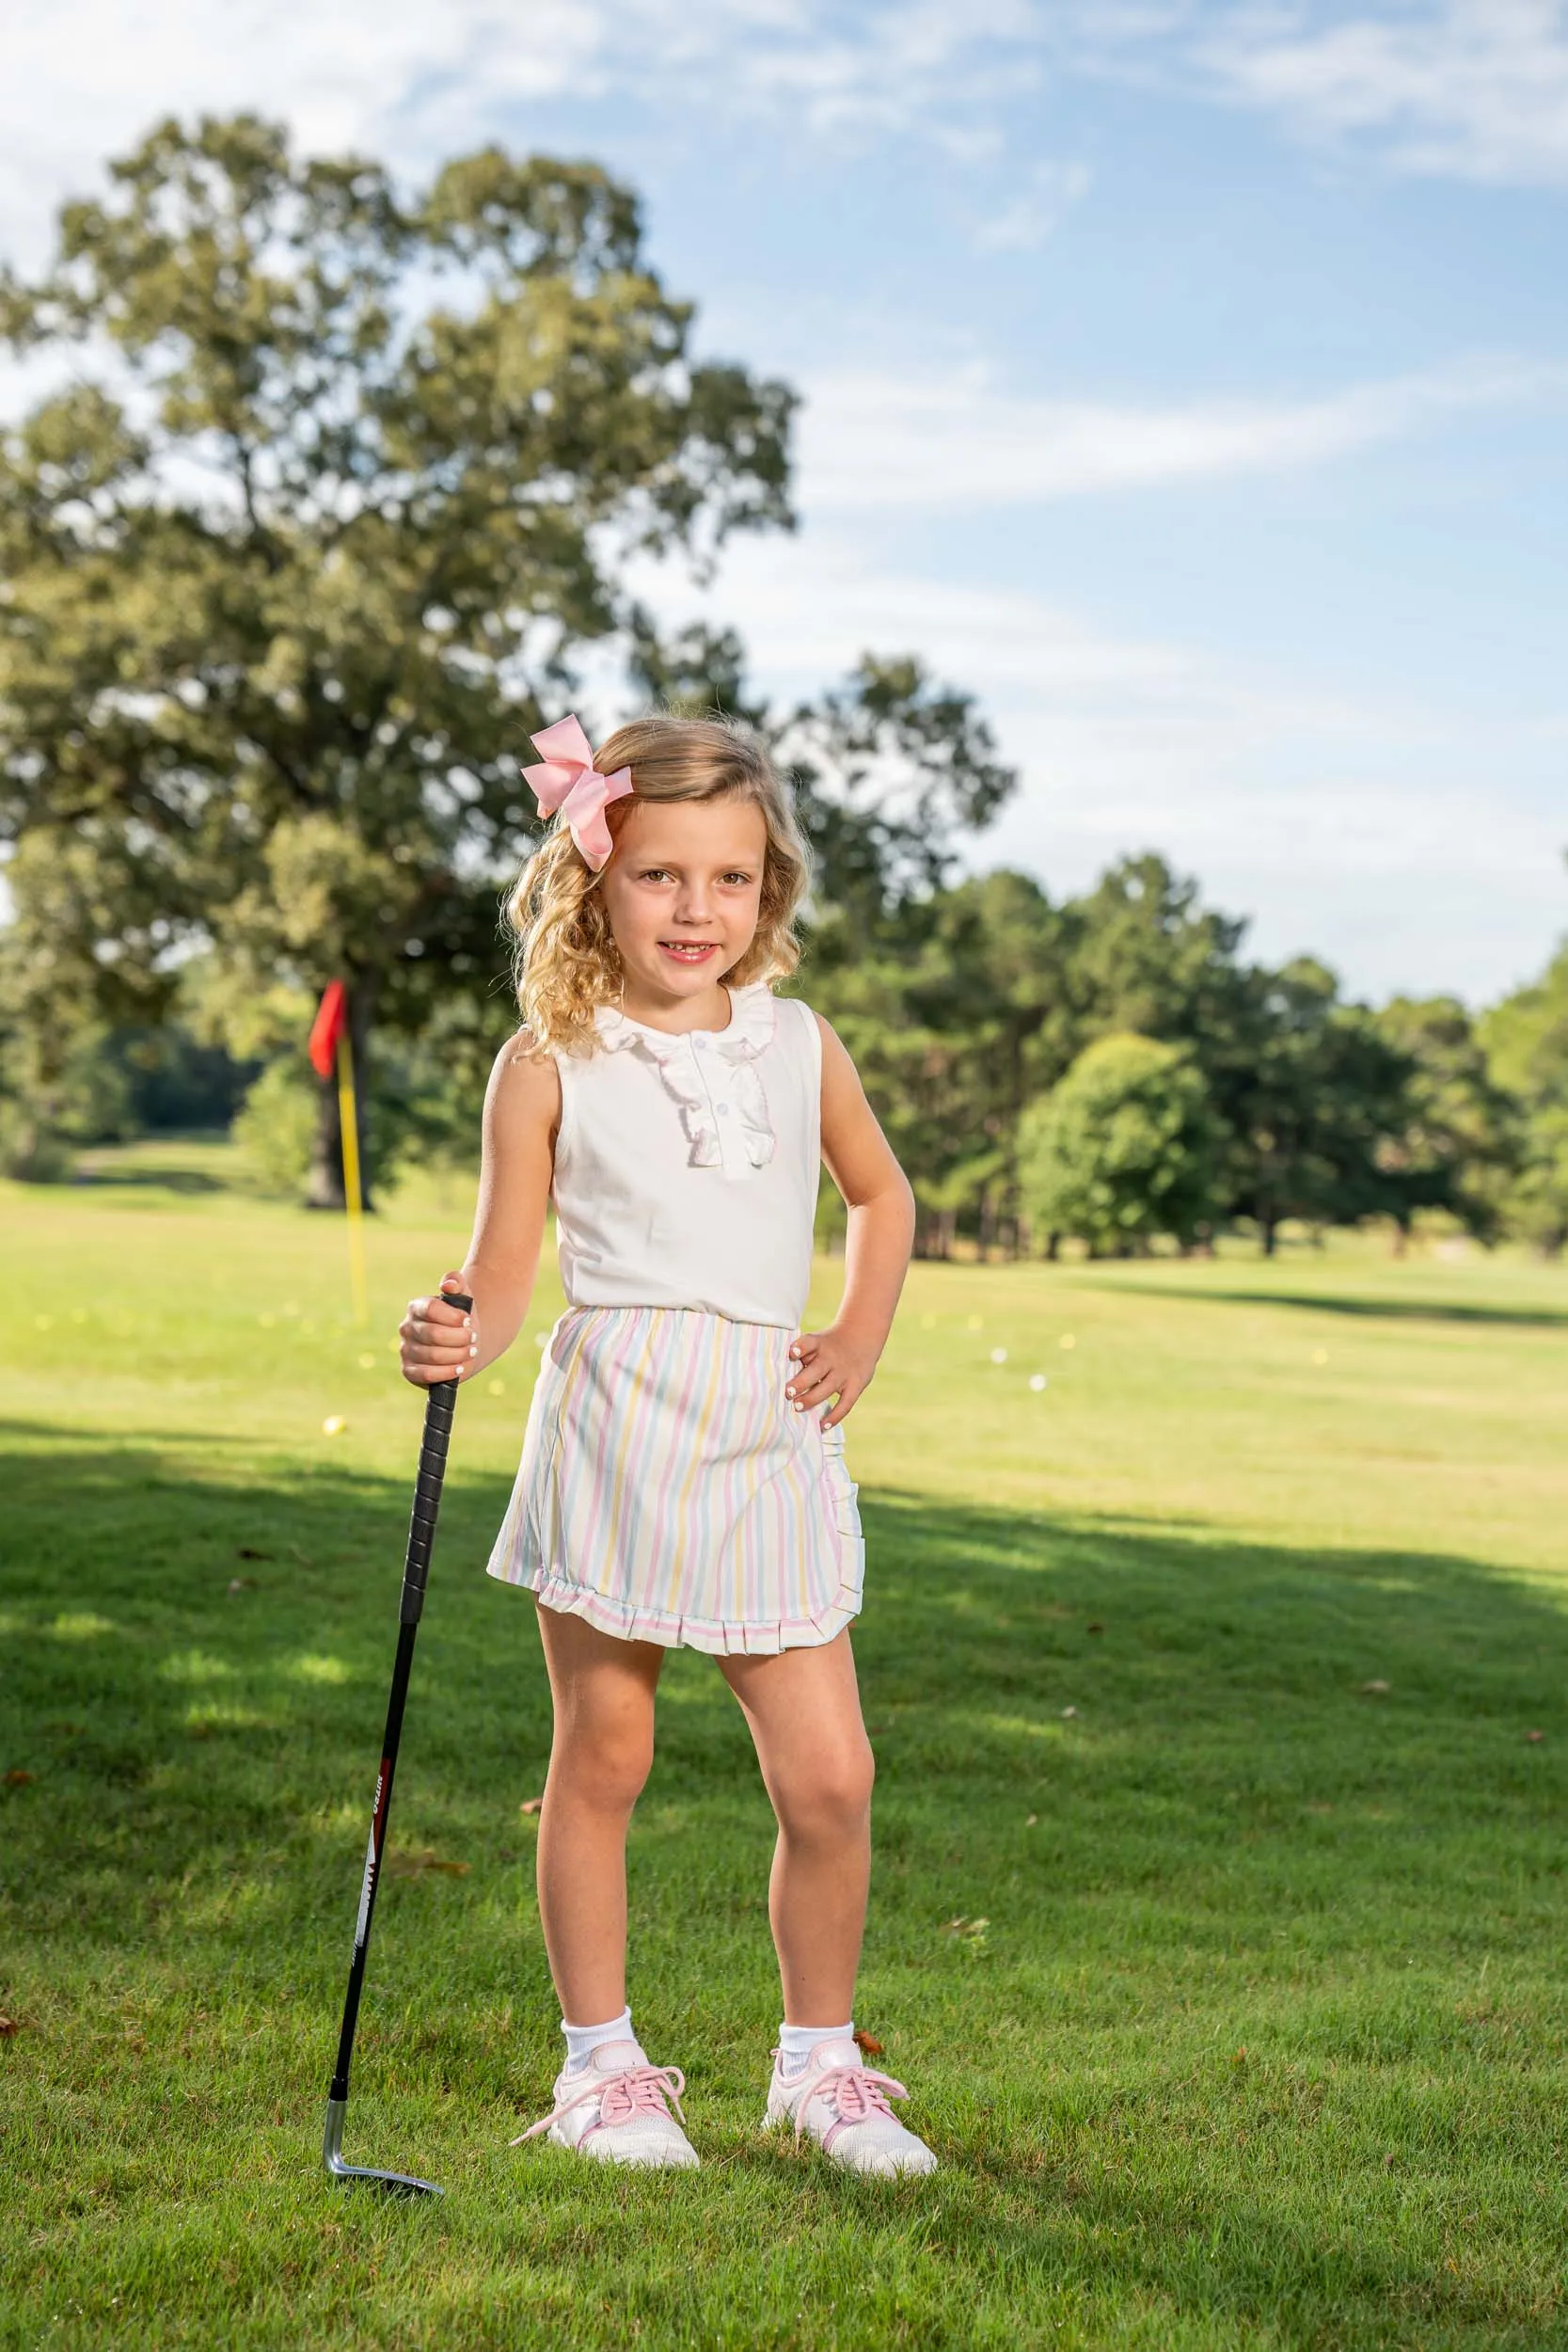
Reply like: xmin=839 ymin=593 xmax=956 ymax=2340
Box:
xmin=483 ymin=1300 xmax=865 ymax=1656
xmin=496 ymin=1561 xmax=863 ymax=1656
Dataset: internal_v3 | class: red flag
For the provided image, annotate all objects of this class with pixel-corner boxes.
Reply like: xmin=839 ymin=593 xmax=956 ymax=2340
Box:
xmin=309 ymin=980 xmax=348 ymax=1081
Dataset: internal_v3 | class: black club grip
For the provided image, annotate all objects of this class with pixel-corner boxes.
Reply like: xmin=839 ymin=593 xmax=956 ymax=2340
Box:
xmin=398 ymin=1288 xmax=472 ymax=1625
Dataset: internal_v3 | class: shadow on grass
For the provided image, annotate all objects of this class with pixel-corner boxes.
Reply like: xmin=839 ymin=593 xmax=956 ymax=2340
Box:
xmin=0 ymin=1417 xmax=240 ymax=1447
xmin=1100 ymin=1281 xmax=1568 ymax=1329
xmin=4 ymin=1439 xmax=1566 ymax=1931
xmin=71 ymin=1164 xmax=229 ymax=1195
xmin=4 ymin=1441 xmax=1566 ymax=2346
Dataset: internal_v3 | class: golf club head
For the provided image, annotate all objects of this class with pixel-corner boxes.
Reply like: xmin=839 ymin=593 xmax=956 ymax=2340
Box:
xmin=323 ymin=2097 xmax=443 ymax=2199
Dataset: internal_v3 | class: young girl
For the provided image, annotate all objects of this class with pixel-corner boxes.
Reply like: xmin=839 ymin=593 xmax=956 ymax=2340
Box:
xmin=398 ymin=712 xmax=935 ymax=2177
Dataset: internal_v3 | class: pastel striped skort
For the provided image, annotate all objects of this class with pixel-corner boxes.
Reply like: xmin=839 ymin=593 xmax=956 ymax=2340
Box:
xmin=485 ymin=1305 xmax=865 ymax=1654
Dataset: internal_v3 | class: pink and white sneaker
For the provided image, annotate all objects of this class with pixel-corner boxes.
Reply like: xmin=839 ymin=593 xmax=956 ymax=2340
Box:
xmin=512 ymin=2039 xmax=699 ymax=2169
xmin=764 ymin=2036 xmax=938 ymax=2177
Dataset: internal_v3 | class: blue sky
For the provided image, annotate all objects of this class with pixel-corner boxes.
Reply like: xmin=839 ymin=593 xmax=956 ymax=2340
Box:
xmin=3 ymin=1 xmax=1565 ymax=1002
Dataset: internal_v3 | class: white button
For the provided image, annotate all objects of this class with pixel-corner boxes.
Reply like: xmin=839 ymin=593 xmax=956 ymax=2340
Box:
xmin=718 ymin=1104 xmax=729 ymax=1114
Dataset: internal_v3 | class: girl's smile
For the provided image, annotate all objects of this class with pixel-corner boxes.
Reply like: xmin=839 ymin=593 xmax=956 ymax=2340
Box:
xmin=600 ymin=797 xmax=769 ymax=1025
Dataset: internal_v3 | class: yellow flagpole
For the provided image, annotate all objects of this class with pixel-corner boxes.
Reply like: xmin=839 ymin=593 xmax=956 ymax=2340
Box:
xmin=335 ymin=1025 xmax=369 ymax=1327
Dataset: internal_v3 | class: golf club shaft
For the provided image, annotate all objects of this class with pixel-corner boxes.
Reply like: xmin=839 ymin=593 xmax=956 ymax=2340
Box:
xmin=328 ymin=1308 xmax=470 ymax=2109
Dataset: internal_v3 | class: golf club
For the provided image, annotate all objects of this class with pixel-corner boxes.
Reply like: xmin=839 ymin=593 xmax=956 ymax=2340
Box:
xmin=322 ymin=1291 xmax=472 ymax=2198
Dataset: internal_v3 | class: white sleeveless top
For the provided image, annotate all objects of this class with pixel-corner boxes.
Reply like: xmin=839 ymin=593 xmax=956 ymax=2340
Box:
xmin=548 ymin=981 xmax=822 ymax=1328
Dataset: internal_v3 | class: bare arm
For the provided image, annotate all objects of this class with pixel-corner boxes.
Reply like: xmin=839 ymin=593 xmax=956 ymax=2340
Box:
xmin=398 ymin=1031 xmax=561 ymax=1387
xmin=784 ymin=1012 xmax=916 ymax=1429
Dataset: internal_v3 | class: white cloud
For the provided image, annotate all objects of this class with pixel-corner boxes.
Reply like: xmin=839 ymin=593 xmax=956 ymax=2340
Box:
xmin=0 ymin=0 xmax=616 ymax=261
xmin=793 ymin=355 xmax=1568 ymax=514
xmin=1193 ymin=1 xmax=1568 ymax=188
xmin=0 ymin=0 xmax=1057 ymax=263
xmin=1059 ymin=1 xmax=1568 ymax=190
xmin=984 ymin=762 xmax=1566 ymax=1005
xmin=6 ymin=0 xmax=1566 ymax=288
xmin=723 ymin=0 xmax=1048 ymax=141
xmin=974 ymin=159 xmax=1092 ymax=250
xmin=7 ymin=0 xmax=1568 ymax=242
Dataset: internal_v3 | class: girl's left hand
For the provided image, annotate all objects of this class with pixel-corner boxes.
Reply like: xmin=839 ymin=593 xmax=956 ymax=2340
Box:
xmin=785 ymin=1323 xmax=878 ymax=1429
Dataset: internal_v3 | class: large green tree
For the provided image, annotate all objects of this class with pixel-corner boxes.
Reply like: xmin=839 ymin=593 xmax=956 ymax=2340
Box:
xmin=1371 ymin=994 xmax=1517 ymax=1247
xmin=1481 ymin=944 xmax=1568 ymax=1254
xmin=801 ymin=870 xmax=1062 ymax=1257
xmin=1224 ymin=959 xmax=1417 ymax=1253
xmin=1056 ymin=854 xmax=1251 ymax=1054
xmin=0 ymin=114 xmax=793 ymax=1200
xmin=1017 ymin=1031 xmax=1219 ymax=1258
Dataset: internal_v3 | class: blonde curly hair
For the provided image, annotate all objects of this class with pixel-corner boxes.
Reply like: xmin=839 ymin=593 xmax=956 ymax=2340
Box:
xmin=505 ymin=713 xmax=813 ymax=1057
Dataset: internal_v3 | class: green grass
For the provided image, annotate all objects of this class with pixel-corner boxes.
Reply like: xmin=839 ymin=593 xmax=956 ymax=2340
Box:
xmin=3 ymin=1142 xmax=1567 ymax=2348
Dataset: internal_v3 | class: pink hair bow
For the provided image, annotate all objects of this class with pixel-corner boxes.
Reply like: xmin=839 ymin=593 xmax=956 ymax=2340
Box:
xmin=522 ymin=714 xmax=634 ymax=872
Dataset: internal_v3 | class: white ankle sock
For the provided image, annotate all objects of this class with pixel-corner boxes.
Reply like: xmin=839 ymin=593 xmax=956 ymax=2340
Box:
xmin=561 ymin=2005 xmax=640 ymax=2074
xmin=777 ymin=2021 xmax=854 ymax=2077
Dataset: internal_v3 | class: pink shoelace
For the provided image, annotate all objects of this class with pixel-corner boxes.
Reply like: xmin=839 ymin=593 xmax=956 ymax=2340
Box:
xmin=511 ymin=2062 xmax=688 ymax=2148
xmin=789 ymin=2063 xmax=911 ymax=2154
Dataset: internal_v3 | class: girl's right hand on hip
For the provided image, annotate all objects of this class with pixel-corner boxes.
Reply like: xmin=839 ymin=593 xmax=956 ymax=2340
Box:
xmin=399 ymin=1273 xmax=477 ymax=1386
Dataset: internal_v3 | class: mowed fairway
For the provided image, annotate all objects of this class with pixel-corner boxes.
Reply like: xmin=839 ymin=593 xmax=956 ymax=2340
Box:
xmin=3 ymin=1143 xmax=1567 ymax=2350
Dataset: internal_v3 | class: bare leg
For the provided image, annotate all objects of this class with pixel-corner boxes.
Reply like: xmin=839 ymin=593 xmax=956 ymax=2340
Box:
xmin=719 ymin=1631 xmax=875 ymax=2026
xmin=532 ymin=1602 xmax=664 ymax=2026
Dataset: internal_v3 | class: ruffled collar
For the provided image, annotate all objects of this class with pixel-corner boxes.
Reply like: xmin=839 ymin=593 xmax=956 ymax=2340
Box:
xmin=594 ymin=981 xmax=777 ymax=1062
xmin=593 ymin=982 xmax=779 ymax=1172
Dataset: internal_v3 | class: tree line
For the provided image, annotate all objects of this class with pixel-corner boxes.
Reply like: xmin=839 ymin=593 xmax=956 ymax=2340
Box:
xmin=803 ymin=850 xmax=1565 ymax=1260
xmin=1 ymin=115 xmax=1564 ymax=1259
